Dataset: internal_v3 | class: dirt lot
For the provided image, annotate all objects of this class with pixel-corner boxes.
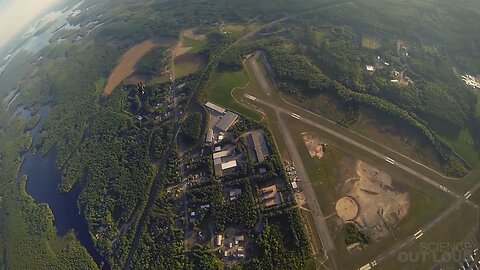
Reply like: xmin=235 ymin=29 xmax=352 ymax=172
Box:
xmin=338 ymin=158 xmax=410 ymax=241
xmin=103 ymin=37 xmax=176 ymax=96
xmin=301 ymin=132 xmax=326 ymax=160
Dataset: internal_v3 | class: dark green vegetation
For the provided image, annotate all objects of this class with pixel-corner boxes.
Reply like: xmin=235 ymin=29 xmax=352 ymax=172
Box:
xmin=181 ymin=112 xmax=203 ymax=143
xmin=1 ymin=0 xmax=479 ymax=269
xmin=212 ymin=0 xmax=480 ymax=176
xmin=249 ymin=209 xmax=311 ymax=269
xmin=135 ymin=48 xmax=169 ymax=77
xmin=344 ymin=223 xmax=371 ymax=245
xmin=130 ymin=182 xmax=185 ymax=269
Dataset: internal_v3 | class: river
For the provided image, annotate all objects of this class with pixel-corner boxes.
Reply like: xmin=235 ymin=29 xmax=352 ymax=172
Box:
xmin=17 ymin=106 xmax=109 ymax=269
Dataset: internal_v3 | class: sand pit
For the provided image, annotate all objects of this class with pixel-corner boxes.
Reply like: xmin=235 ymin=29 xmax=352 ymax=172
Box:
xmin=336 ymin=197 xmax=359 ymax=221
xmin=103 ymin=38 xmax=176 ymax=96
xmin=301 ymin=132 xmax=327 ymax=159
xmin=339 ymin=160 xmax=410 ymax=241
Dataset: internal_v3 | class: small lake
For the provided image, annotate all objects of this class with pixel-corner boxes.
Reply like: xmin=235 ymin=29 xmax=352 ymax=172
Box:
xmin=18 ymin=106 xmax=109 ymax=269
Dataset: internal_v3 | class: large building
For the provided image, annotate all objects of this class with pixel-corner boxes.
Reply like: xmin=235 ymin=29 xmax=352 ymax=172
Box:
xmin=247 ymin=131 xmax=270 ymax=163
xmin=260 ymin=184 xmax=282 ymax=207
xmin=215 ymin=111 xmax=239 ymax=132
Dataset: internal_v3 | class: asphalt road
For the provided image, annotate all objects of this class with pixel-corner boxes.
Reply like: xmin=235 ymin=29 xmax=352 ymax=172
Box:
xmin=275 ymin=110 xmax=337 ymax=270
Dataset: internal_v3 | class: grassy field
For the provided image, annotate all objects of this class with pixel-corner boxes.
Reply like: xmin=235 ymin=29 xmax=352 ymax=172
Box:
xmin=95 ymin=78 xmax=106 ymax=95
xmin=476 ymin=91 xmax=480 ymax=117
xmin=224 ymin=23 xmax=260 ymax=35
xmin=361 ymin=35 xmax=381 ymax=49
xmin=204 ymin=69 xmax=261 ymax=121
xmin=174 ymin=54 xmax=205 ymax=78
xmin=147 ymin=75 xmax=170 ymax=85
xmin=182 ymin=37 xmax=206 ymax=54
xmin=440 ymin=128 xmax=479 ymax=166
xmin=379 ymin=202 xmax=478 ymax=270
xmin=223 ymin=24 xmax=247 ymax=33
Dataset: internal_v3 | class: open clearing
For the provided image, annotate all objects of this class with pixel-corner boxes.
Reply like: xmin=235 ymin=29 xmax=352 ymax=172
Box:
xmin=339 ymin=159 xmax=410 ymax=241
xmin=362 ymin=35 xmax=381 ymax=49
xmin=103 ymin=38 xmax=176 ymax=96
xmin=301 ymin=132 xmax=327 ymax=160
xmin=174 ymin=54 xmax=206 ymax=78
xmin=440 ymin=128 xmax=479 ymax=166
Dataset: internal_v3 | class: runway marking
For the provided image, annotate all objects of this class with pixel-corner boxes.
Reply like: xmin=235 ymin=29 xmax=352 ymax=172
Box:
xmin=385 ymin=156 xmax=395 ymax=165
xmin=243 ymin=94 xmax=257 ymax=101
xmin=358 ymin=263 xmax=371 ymax=270
xmin=291 ymin=113 xmax=301 ymax=119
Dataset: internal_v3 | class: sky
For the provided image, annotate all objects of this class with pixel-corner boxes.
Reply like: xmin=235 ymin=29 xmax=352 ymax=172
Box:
xmin=0 ymin=0 xmax=61 ymax=49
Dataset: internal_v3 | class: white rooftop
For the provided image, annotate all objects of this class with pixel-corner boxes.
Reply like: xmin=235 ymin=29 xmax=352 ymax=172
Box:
xmin=205 ymin=102 xmax=225 ymax=114
xmin=213 ymin=150 xmax=229 ymax=159
xmin=221 ymin=160 xmax=237 ymax=170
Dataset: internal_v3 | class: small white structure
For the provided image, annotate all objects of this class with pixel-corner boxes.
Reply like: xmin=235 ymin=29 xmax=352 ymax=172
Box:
xmin=229 ymin=189 xmax=242 ymax=200
xmin=221 ymin=160 xmax=238 ymax=170
xmin=365 ymin=65 xmax=375 ymax=72
xmin=390 ymin=79 xmax=399 ymax=83
xmin=462 ymin=74 xmax=480 ymax=89
xmin=292 ymin=181 xmax=298 ymax=189
xmin=216 ymin=235 xmax=223 ymax=246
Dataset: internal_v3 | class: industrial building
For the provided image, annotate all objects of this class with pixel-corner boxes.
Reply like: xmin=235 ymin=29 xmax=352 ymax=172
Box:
xmin=215 ymin=111 xmax=239 ymax=132
xmin=260 ymin=184 xmax=282 ymax=207
xmin=247 ymin=131 xmax=270 ymax=163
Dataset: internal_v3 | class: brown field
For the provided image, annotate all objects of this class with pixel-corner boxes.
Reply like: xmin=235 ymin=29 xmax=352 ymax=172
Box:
xmin=103 ymin=38 xmax=176 ymax=96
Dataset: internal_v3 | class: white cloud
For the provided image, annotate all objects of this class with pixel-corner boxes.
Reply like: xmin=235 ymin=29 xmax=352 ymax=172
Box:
xmin=0 ymin=0 xmax=62 ymax=49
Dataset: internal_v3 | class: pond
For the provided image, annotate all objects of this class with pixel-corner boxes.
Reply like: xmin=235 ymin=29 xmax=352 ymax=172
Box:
xmin=18 ymin=106 xmax=109 ymax=269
